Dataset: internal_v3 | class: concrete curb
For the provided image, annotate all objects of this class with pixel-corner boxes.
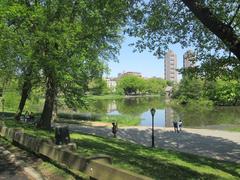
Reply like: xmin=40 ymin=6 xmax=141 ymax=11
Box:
xmin=0 ymin=145 xmax=45 ymax=180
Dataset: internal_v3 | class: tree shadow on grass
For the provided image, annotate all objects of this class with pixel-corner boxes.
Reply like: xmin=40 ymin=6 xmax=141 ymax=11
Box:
xmin=67 ymin=124 xmax=240 ymax=163
xmin=73 ymin=136 xmax=235 ymax=180
xmin=118 ymin=128 xmax=240 ymax=177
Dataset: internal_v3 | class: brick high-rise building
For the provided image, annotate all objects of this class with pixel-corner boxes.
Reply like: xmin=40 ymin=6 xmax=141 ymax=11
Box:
xmin=164 ymin=50 xmax=177 ymax=82
xmin=183 ymin=50 xmax=195 ymax=68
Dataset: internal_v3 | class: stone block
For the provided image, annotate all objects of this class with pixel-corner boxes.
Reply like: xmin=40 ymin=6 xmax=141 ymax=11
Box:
xmin=39 ymin=142 xmax=60 ymax=161
xmin=58 ymin=149 xmax=87 ymax=170
xmin=13 ymin=132 xmax=44 ymax=152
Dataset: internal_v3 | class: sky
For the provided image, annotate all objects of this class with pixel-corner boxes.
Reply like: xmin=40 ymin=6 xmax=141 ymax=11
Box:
xmin=106 ymin=35 xmax=189 ymax=80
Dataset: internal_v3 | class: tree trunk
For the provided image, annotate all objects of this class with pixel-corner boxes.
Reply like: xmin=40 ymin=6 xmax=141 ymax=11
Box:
xmin=52 ymin=97 xmax=58 ymax=122
xmin=15 ymin=79 xmax=32 ymax=121
xmin=181 ymin=0 xmax=240 ymax=59
xmin=37 ymin=73 xmax=56 ymax=130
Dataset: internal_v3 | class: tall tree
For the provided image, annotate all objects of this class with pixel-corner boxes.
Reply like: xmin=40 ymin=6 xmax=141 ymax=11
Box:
xmin=0 ymin=0 xmax=129 ymax=129
xmin=36 ymin=0 xmax=129 ymax=130
xmin=0 ymin=0 xmax=42 ymax=120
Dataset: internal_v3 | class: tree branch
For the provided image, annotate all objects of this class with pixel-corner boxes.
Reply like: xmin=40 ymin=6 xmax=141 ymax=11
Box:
xmin=181 ymin=0 xmax=240 ymax=59
xmin=228 ymin=4 xmax=240 ymax=26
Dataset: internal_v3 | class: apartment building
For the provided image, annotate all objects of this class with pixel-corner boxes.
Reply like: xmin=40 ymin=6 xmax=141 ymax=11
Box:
xmin=164 ymin=50 xmax=177 ymax=82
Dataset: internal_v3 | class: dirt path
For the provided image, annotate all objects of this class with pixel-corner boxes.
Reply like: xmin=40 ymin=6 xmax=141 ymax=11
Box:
xmin=0 ymin=146 xmax=29 ymax=180
xmin=58 ymin=123 xmax=240 ymax=163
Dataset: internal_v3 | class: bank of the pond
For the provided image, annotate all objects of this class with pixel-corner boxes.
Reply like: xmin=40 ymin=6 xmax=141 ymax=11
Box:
xmin=168 ymin=98 xmax=214 ymax=107
xmin=1 ymin=119 xmax=240 ymax=180
xmin=87 ymin=94 xmax=124 ymax=100
xmin=0 ymin=111 xmax=141 ymax=126
xmin=86 ymin=94 xmax=162 ymax=100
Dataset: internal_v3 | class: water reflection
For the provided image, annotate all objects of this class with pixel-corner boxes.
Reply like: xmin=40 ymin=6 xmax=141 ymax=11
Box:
xmin=77 ymin=96 xmax=240 ymax=128
xmin=140 ymin=109 xmax=165 ymax=127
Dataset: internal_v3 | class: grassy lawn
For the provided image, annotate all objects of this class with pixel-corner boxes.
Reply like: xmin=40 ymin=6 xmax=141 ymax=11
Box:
xmin=0 ymin=111 xmax=141 ymax=126
xmin=56 ymin=114 xmax=141 ymax=126
xmin=86 ymin=94 xmax=124 ymax=100
xmin=226 ymin=127 xmax=240 ymax=132
xmin=71 ymin=133 xmax=240 ymax=180
xmin=1 ymin=119 xmax=240 ymax=179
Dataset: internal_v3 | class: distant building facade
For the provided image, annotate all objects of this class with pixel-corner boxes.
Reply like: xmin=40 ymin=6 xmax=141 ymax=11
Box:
xmin=164 ymin=50 xmax=177 ymax=82
xmin=105 ymin=71 xmax=142 ymax=92
xmin=183 ymin=50 xmax=195 ymax=68
xmin=118 ymin=71 xmax=142 ymax=78
xmin=105 ymin=78 xmax=117 ymax=92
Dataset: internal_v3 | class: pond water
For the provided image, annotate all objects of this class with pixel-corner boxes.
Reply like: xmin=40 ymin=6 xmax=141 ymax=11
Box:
xmin=77 ymin=96 xmax=240 ymax=128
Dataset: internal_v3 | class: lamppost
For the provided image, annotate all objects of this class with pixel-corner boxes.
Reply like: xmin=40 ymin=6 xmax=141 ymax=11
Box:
xmin=150 ymin=108 xmax=156 ymax=148
xmin=1 ymin=98 xmax=5 ymax=119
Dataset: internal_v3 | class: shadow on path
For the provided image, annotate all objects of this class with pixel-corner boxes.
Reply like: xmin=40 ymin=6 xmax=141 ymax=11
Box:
xmin=66 ymin=124 xmax=240 ymax=163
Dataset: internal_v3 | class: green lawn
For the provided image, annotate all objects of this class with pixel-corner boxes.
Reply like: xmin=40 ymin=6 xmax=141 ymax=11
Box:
xmin=2 ymin=119 xmax=240 ymax=180
xmin=226 ymin=127 xmax=240 ymax=132
xmin=86 ymin=94 xmax=124 ymax=100
xmin=71 ymin=133 xmax=240 ymax=180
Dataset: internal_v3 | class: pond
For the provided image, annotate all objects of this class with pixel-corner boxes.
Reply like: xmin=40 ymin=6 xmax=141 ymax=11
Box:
xmin=76 ymin=96 xmax=240 ymax=128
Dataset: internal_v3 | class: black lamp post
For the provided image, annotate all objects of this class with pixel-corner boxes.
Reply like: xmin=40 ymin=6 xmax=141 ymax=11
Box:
xmin=150 ymin=108 xmax=156 ymax=148
xmin=1 ymin=98 xmax=5 ymax=119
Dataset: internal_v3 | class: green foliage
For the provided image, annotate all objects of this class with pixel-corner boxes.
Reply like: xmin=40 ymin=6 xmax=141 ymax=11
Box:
xmin=0 ymin=0 xmax=130 ymax=127
xmin=127 ymin=0 xmax=240 ymax=85
xmin=116 ymin=75 xmax=167 ymax=95
xmin=88 ymin=79 xmax=110 ymax=95
xmin=1 ymin=82 xmax=20 ymax=112
xmin=116 ymin=75 xmax=145 ymax=95
xmin=204 ymin=79 xmax=240 ymax=105
xmin=127 ymin=0 xmax=239 ymax=59
xmin=173 ymin=77 xmax=204 ymax=104
xmin=173 ymin=77 xmax=240 ymax=106
xmin=144 ymin=77 xmax=167 ymax=95
xmin=0 ymin=80 xmax=44 ymax=113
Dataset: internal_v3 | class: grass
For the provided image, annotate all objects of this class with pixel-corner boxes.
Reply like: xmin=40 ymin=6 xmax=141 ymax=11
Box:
xmin=2 ymin=119 xmax=54 ymax=139
xmin=37 ymin=162 xmax=75 ymax=180
xmin=86 ymin=94 xmax=124 ymax=100
xmin=57 ymin=113 xmax=141 ymax=126
xmin=0 ymin=111 xmax=141 ymax=126
xmin=226 ymin=127 xmax=240 ymax=132
xmin=1 ymin=119 xmax=240 ymax=180
xmin=71 ymin=133 xmax=240 ymax=180
xmin=98 ymin=114 xmax=141 ymax=126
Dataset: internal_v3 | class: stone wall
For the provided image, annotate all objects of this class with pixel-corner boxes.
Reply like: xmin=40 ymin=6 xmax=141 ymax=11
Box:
xmin=0 ymin=125 xmax=152 ymax=180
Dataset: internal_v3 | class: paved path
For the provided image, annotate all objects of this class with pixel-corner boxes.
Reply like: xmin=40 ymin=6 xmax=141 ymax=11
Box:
xmin=59 ymin=123 xmax=240 ymax=163
xmin=0 ymin=147 xmax=29 ymax=180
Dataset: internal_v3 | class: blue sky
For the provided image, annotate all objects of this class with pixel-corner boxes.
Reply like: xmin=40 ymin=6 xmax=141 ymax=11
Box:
xmin=106 ymin=35 xmax=189 ymax=79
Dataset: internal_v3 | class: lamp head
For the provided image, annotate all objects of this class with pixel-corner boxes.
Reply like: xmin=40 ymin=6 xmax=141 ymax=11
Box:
xmin=150 ymin=108 xmax=156 ymax=116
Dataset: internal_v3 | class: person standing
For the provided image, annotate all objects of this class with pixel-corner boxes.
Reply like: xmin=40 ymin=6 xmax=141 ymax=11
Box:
xmin=178 ymin=120 xmax=183 ymax=132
